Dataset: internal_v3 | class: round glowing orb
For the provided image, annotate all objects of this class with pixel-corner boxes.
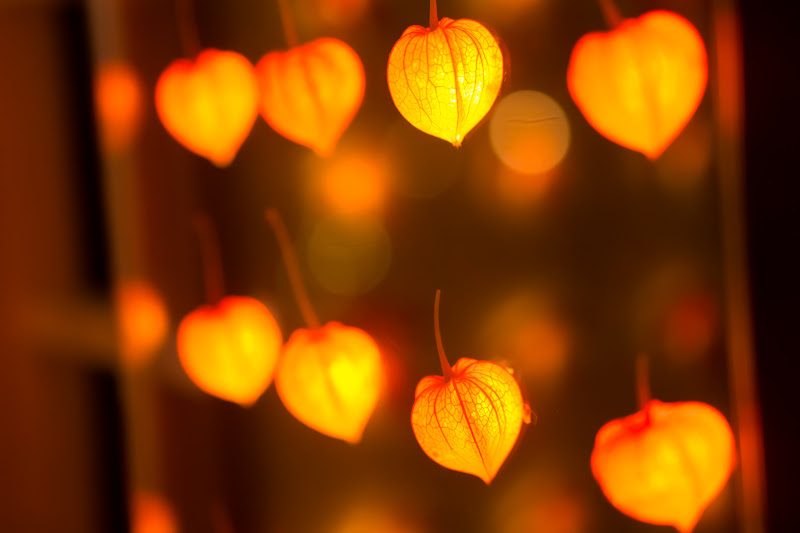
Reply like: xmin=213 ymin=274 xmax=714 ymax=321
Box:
xmin=94 ymin=61 xmax=143 ymax=153
xmin=315 ymin=152 xmax=390 ymax=217
xmin=131 ymin=492 xmax=177 ymax=533
xmin=489 ymin=91 xmax=570 ymax=174
xmin=307 ymin=218 xmax=391 ymax=296
xmin=114 ymin=280 xmax=169 ymax=369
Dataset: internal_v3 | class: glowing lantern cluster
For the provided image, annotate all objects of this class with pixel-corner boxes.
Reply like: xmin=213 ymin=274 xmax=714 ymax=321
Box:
xmin=592 ymin=399 xmax=735 ymax=532
xmin=387 ymin=0 xmax=504 ymax=146
xmin=412 ymin=291 xmax=529 ymax=483
xmin=256 ymin=38 xmax=365 ymax=157
xmin=155 ymin=49 xmax=259 ymax=167
xmin=567 ymin=10 xmax=707 ymax=159
xmin=266 ymin=209 xmax=383 ymax=443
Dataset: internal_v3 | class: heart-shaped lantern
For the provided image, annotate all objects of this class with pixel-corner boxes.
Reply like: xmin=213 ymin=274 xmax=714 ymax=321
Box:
xmin=155 ymin=49 xmax=259 ymax=166
xmin=591 ymin=399 xmax=735 ymax=532
xmin=567 ymin=10 xmax=707 ymax=159
xmin=275 ymin=321 xmax=383 ymax=443
xmin=256 ymin=38 xmax=365 ymax=157
xmin=387 ymin=0 xmax=504 ymax=146
xmin=411 ymin=291 xmax=529 ymax=483
xmin=178 ymin=296 xmax=282 ymax=406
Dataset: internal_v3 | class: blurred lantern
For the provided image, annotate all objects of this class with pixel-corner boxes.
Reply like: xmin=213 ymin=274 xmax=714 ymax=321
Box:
xmin=177 ymin=216 xmax=282 ymax=406
xmin=567 ymin=9 xmax=707 ymax=159
xmin=178 ymin=296 xmax=283 ymax=406
xmin=592 ymin=389 xmax=735 ymax=532
xmin=94 ymin=61 xmax=144 ymax=154
xmin=155 ymin=49 xmax=259 ymax=166
xmin=664 ymin=290 xmax=717 ymax=362
xmin=256 ymin=37 xmax=365 ymax=156
xmin=489 ymin=91 xmax=570 ymax=175
xmin=266 ymin=210 xmax=383 ymax=443
xmin=312 ymin=151 xmax=391 ymax=218
xmin=131 ymin=491 xmax=178 ymax=533
xmin=387 ymin=0 xmax=504 ymax=146
xmin=313 ymin=0 xmax=371 ymax=28
xmin=411 ymin=291 xmax=530 ymax=483
xmin=114 ymin=279 xmax=169 ymax=369
xmin=333 ymin=501 xmax=422 ymax=533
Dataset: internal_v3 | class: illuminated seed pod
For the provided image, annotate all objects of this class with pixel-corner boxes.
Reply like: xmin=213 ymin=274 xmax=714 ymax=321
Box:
xmin=411 ymin=291 xmax=529 ymax=483
xmin=256 ymin=38 xmax=365 ymax=157
xmin=387 ymin=12 xmax=504 ymax=147
xmin=275 ymin=322 xmax=383 ymax=443
xmin=591 ymin=400 xmax=735 ymax=533
xmin=177 ymin=296 xmax=282 ymax=406
xmin=567 ymin=10 xmax=707 ymax=159
xmin=155 ymin=49 xmax=259 ymax=167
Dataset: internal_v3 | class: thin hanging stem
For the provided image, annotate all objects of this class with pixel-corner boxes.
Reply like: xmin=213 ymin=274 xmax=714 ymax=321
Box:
xmin=598 ymin=0 xmax=623 ymax=29
xmin=434 ymin=290 xmax=454 ymax=380
xmin=265 ymin=209 xmax=321 ymax=330
xmin=429 ymin=0 xmax=439 ymax=30
xmin=636 ymin=353 xmax=651 ymax=411
xmin=175 ymin=0 xmax=202 ymax=57
xmin=193 ymin=214 xmax=226 ymax=306
xmin=277 ymin=0 xmax=299 ymax=49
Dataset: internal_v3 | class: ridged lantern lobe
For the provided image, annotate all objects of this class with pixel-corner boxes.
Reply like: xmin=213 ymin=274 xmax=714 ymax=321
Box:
xmin=411 ymin=291 xmax=528 ymax=483
xmin=387 ymin=1 xmax=504 ymax=146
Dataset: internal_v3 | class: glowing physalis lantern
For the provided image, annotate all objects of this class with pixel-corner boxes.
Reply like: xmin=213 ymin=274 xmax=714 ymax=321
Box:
xmin=256 ymin=38 xmax=365 ymax=156
xmin=114 ymin=279 xmax=169 ymax=369
xmin=155 ymin=49 xmax=259 ymax=166
xmin=266 ymin=209 xmax=383 ymax=443
xmin=411 ymin=291 xmax=530 ymax=483
xmin=567 ymin=8 xmax=707 ymax=159
xmin=591 ymin=359 xmax=735 ymax=532
xmin=387 ymin=0 xmax=504 ymax=146
xmin=94 ymin=61 xmax=144 ymax=154
xmin=177 ymin=216 xmax=282 ymax=406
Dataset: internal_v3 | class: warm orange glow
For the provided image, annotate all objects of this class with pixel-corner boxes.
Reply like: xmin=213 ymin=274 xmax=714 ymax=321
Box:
xmin=315 ymin=0 xmax=370 ymax=27
xmin=94 ymin=61 xmax=143 ymax=153
xmin=412 ymin=291 xmax=529 ymax=483
xmin=591 ymin=400 xmax=735 ymax=532
xmin=256 ymin=38 xmax=365 ymax=156
xmin=132 ymin=492 xmax=177 ymax=533
xmin=489 ymin=91 xmax=570 ymax=175
xmin=114 ymin=280 xmax=169 ymax=369
xmin=387 ymin=7 xmax=504 ymax=147
xmin=275 ymin=322 xmax=383 ymax=443
xmin=155 ymin=49 xmax=259 ymax=166
xmin=177 ymin=296 xmax=282 ymax=406
xmin=567 ymin=10 xmax=707 ymax=159
xmin=664 ymin=291 xmax=717 ymax=361
xmin=315 ymin=152 xmax=390 ymax=217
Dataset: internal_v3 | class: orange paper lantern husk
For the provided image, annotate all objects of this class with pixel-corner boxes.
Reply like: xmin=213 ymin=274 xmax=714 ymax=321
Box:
xmin=412 ymin=357 xmax=528 ymax=483
xmin=387 ymin=16 xmax=504 ymax=146
xmin=155 ymin=49 xmax=259 ymax=166
xmin=591 ymin=399 xmax=735 ymax=532
xmin=256 ymin=38 xmax=365 ymax=157
xmin=275 ymin=321 xmax=383 ymax=443
xmin=177 ymin=296 xmax=282 ymax=406
xmin=567 ymin=10 xmax=707 ymax=159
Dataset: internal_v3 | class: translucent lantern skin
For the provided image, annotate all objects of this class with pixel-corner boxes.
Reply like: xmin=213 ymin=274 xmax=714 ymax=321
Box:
xmin=155 ymin=49 xmax=259 ymax=166
xmin=591 ymin=400 xmax=735 ymax=532
xmin=256 ymin=38 xmax=365 ymax=157
xmin=276 ymin=322 xmax=382 ymax=443
xmin=567 ymin=11 xmax=707 ymax=159
xmin=387 ymin=17 xmax=504 ymax=146
xmin=411 ymin=358 xmax=526 ymax=483
xmin=177 ymin=296 xmax=282 ymax=406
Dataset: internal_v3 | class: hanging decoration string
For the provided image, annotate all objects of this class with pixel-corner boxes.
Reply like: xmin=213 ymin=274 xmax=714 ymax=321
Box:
xmin=175 ymin=0 xmax=202 ymax=57
xmin=192 ymin=213 xmax=226 ymax=306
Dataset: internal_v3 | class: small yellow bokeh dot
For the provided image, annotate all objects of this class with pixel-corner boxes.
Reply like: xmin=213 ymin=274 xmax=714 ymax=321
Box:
xmin=489 ymin=90 xmax=570 ymax=175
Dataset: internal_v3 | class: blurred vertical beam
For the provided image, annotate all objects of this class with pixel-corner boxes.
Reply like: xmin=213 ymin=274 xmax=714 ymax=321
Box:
xmin=711 ymin=3 xmax=766 ymax=533
xmin=85 ymin=0 xmax=165 ymax=517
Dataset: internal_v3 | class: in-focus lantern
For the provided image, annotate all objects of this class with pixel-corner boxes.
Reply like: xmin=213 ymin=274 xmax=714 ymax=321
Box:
xmin=592 ymin=399 xmax=735 ymax=532
xmin=411 ymin=291 xmax=529 ymax=483
xmin=155 ymin=49 xmax=259 ymax=166
xmin=266 ymin=209 xmax=383 ymax=443
xmin=177 ymin=216 xmax=282 ymax=406
xmin=256 ymin=38 xmax=365 ymax=157
xmin=387 ymin=0 xmax=504 ymax=146
xmin=567 ymin=9 xmax=707 ymax=159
